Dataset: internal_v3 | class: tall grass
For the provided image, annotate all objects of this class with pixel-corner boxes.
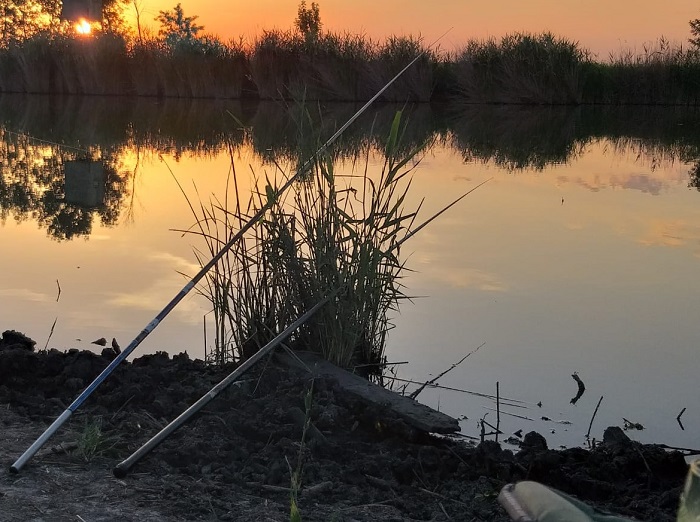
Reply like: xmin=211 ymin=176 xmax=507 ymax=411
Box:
xmin=581 ymin=37 xmax=700 ymax=105
xmin=453 ymin=32 xmax=585 ymax=105
xmin=249 ymin=31 xmax=434 ymax=101
xmin=0 ymin=32 xmax=247 ymax=98
xmin=2 ymin=30 xmax=700 ymax=104
xmin=181 ymin=111 xmax=448 ymax=371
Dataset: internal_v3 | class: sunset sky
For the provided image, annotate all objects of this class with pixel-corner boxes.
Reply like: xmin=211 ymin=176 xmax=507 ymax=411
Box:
xmin=132 ymin=0 xmax=700 ymax=58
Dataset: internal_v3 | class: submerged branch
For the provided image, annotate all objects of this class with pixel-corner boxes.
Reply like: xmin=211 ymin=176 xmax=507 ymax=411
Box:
xmin=409 ymin=342 xmax=486 ymax=400
xmin=570 ymin=372 xmax=585 ymax=405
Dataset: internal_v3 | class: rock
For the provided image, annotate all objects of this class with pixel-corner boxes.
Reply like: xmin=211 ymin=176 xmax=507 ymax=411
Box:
xmin=603 ymin=426 xmax=631 ymax=446
xmin=522 ymin=431 xmax=548 ymax=451
xmin=101 ymin=347 xmax=118 ymax=360
xmin=477 ymin=439 xmax=502 ymax=457
xmin=1 ymin=330 xmax=36 ymax=351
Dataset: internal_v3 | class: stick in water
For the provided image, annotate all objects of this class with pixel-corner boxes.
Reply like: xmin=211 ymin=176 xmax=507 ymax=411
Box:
xmin=586 ymin=395 xmax=604 ymax=440
xmin=10 ymin=35 xmax=447 ymax=473
xmin=113 ymin=294 xmax=335 ymax=477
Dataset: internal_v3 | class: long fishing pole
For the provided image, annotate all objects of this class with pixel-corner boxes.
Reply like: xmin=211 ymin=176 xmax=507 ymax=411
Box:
xmin=10 ymin=32 xmax=450 ymax=473
xmin=113 ymin=292 xmax=336 ymax=477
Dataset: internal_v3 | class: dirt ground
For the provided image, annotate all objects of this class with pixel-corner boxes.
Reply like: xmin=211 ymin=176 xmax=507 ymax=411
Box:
xmin=0 ymin=330 xmax=690 ymax=521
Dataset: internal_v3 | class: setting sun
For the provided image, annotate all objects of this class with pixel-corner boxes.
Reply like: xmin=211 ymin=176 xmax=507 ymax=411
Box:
xmin=74 ymin=18 xmax=92 ymax=35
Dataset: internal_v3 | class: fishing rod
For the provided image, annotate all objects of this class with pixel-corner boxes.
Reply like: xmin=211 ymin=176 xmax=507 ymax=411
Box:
xmin=10 ymin=32 xmax=450 ymax=473
xmin=113 ymin=291 xmax=337 ymax=477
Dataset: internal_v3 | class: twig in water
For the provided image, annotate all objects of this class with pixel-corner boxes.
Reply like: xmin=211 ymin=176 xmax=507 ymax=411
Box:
xmin=43 ymin=318 xmax=57 ymax=351
xmin=483 ymin=407 xmax=534 ymax=421
xmin=655 ymin=443 xmax=700 ymax=456
xmin=623 ymin=417 xmax=644 ymax=430
xmin=203 ymin=314 xmax=207 ymax=363
xmin=409 ymin=342 xmax=486 ymax=400
xmin=586 ymin=395 xmax=604 ymax=439
xmin=677 ymin=407 xmax=687 ymax=431
xmin=56 ymin=279 xmax=61 ymax=302
xmin=353 ymin=361 xmax=409 ymax=369
xmin=393 ymin=377 xmax=526 ymax=406
xmin=481 ymin=419 xmax=503 ymax=436
xmin=570 ymin=372 xmax=585 ymax=405
xmin=496 ymin=381 xmax=501 ymax=443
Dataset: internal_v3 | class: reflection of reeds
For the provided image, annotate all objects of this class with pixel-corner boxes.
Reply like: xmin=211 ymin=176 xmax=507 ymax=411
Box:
xmin=448 ymin=105 xmax=588 ymax=170
xmin=4 ymin=96 xmax=700 ymax=174
xmin=181 ymin=113 xmax=431 ymax=372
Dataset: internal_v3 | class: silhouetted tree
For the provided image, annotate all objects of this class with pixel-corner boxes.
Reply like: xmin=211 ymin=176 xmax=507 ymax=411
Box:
xmin=156 ymin=3 xmax=203 ymax=43
xmin=102 ymin=0 xmax=132 ymax=36
xmin=295 ymin=0 xmax=321 ymax=44
xmin=0 ymin=0 xmax=131 ymax=45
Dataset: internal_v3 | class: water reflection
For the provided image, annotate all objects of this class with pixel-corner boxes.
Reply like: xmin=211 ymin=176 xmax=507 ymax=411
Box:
xmin=3 ymin=96 xmax=700 ymax=239
xmin=1 ymin=95 xmax=700 ymax=166
xmin=0 ymin=131 xmax=126 ymax=240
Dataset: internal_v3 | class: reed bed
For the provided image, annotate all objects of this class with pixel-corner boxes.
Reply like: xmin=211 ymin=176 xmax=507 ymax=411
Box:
xmin=581 ymin=38 xmax=700 ymax=105
xmin=249 ymin=31 xmax=435 ymax=101
xmin=181 ymin=112 xmax=445 ymax=371
xmin=453 ymin=32 xmax=585 ymax=105
xmin=2 ymin=30 xmax=700 ymax=105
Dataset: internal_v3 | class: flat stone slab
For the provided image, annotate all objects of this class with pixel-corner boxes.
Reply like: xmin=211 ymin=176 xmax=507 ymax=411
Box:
xmin=277 ymin=351 xmax=460 ymax=434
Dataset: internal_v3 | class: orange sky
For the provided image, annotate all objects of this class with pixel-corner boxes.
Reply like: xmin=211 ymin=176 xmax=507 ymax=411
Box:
xmin=132 ymin=0 xmax=700 ymax=58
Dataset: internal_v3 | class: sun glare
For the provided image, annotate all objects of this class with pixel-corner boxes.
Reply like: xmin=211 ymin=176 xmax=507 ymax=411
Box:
xmin=75 ymin=18 xmax=93 ymax=36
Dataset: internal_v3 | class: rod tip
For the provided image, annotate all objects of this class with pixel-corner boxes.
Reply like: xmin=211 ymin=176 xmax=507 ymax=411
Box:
xmin=9 ymin=465 xmax=19 ymax=474
xmin=113 ymin=465 xmax=128 ymax=478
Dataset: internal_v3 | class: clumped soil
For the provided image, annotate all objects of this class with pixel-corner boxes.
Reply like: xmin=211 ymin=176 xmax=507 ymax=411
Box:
xmin=0 ymin=330 xmax=689 ymax=521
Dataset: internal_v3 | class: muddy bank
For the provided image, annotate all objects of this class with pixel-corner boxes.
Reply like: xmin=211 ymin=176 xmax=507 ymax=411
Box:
xmin=0 ymin=331 xmax=689 ymax=521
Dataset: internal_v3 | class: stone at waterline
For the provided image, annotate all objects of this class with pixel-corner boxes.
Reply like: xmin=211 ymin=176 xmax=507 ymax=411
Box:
xmin=0 ymin=330 xmax=36 ymax=351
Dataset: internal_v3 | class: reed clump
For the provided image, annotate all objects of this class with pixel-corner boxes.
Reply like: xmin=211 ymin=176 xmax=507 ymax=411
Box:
xmin=581 ymin=37 xmax=700 ymax=105
xmin=128 ymin=36 xmax=248 ymax=98
xmin=249 ymin=30 xmax=435 ymax=101
xmin=453 ymin=32 xmax=586 ymax=105
xmin=183 ymin=111 xmax=445 ymax=371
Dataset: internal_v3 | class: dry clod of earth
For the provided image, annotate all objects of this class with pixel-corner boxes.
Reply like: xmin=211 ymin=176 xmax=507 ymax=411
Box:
xmin=0 ymin=333 xmax=689 ymax=521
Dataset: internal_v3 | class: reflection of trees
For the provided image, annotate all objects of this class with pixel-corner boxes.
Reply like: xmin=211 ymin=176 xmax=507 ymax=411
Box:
xmin=2 ymin=97 xmax=700 ymax=241
xmin=0 ymin=131 xmax=128 ymax=240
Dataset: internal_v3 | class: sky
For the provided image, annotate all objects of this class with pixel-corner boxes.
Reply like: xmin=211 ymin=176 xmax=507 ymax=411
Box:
xmin=131 ymin=0 xmax=700 ymax=59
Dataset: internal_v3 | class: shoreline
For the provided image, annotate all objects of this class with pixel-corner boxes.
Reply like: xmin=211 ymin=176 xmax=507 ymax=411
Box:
xmin=0 ymin=331 xmax=689 ymax=521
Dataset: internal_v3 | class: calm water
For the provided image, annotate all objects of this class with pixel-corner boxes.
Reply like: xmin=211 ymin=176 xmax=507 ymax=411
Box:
xmin=1 ymin=96 xmax=699 ymax=449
